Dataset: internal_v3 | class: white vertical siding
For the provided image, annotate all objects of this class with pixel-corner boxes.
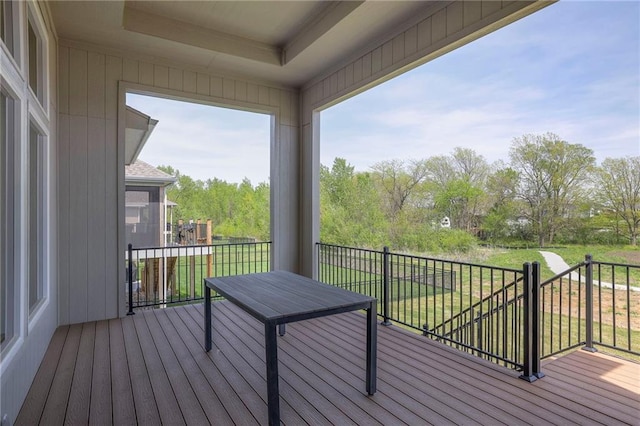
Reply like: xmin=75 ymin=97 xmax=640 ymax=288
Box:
xmin=57 ymin=41 xmax=301 ymax=325
xmin=67 ymin=114 xmax=89 ymax=324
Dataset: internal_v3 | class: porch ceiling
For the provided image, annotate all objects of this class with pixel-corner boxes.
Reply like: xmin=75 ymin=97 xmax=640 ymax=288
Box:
xmin=49 ymin=1 xmax=430 ymax=87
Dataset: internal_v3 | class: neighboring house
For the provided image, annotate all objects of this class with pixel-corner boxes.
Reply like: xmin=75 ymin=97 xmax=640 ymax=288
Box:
xmin=125 ymin=160 xmax=176 ymax=248
xmin=1 ymin=1 xmax=554 ymax=421
xmin=124 ymin=106 xmax=176 ymax=248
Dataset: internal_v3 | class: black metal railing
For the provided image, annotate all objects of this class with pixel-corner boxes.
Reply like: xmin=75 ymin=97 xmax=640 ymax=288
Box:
xmin=316 ymin=242 xmax=537 ymax=374
xmin=126 ymin=241 xmax=271 ymax=311
xmin=540 ymin=255 xmax=640 ymax=358
xmin=318 ymin=242 xmax=639 ymax=376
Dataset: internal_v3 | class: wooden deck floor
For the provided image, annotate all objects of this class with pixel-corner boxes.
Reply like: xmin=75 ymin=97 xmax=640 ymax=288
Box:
xmin=17 ymin=302 xmax=639 ymax=425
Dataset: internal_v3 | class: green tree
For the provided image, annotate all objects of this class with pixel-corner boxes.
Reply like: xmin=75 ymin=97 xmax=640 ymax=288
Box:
xmin=370 ymin=159 xmax=429 ymax=219
xmin=425 ymin=148 xmax=489 ymax=232
xmin=509 ymin=133 xmax=595 ymax=247
xmin=482 ymin=166 xmax=519 ymax=242
xmin=320 ymin=158 xmax=386 ymax=247
xmin=156 ymin=167 xmax=270 ymax=241
xmin=594 ymin=157 xmax=640 ymax=245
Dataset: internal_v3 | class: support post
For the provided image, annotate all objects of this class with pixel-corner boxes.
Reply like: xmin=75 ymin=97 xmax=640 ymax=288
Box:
xmin=206 ymin=219 xmax=213 ymax=277
xmin=532 ymin=261 xmax=544 ymax=379
xmin=582 ymin=254 xmax=597 ymax=353
xmin=127 ymin=243 xmax=135 ymax=315
xmin=382 ymin=246 xmax=391 ymax=326
xmin=519 ymin=262 xmax=538 ymax=382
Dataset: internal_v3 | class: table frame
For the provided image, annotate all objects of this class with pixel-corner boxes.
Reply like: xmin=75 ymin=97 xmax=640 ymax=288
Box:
xmin=204 ymin=271 xmax=377 ymax=426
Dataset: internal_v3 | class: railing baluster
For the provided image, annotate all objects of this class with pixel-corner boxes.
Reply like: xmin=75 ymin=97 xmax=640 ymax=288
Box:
xmin=127 ymin=243 xmax=135 ymax=315
xmin=382 ymin=246 xmax=391 ymax=326
xmin=583 ymin=254 xmax=596 ymax=352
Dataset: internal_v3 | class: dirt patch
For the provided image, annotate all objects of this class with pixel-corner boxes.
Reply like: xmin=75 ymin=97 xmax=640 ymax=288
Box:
xmin=608 ymin=250 xmax=640 ymax=265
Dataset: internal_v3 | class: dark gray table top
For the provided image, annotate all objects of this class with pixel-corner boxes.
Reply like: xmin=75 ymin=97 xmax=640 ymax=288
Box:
xmin=205 ymin=270 xmax=376 ymax=324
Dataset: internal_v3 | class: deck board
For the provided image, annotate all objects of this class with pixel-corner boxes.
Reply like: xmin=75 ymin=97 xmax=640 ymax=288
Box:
xmin=169 ymin=306 xmax=259 ymax=426
xmin=107 ymin=319 xmax=135 ymax=426
xmin=90 ymin=320 xmax=113 ymax=425
xmin=14 ymin=326 xmax=69 ymax=425
xmin=154 ymin=308 xmax=233 ymax=425
xmin=121 ymin=312 xmax=161 ymax=425
xmin=40 ymin=323 xmax=82 ymax=424
xmin=16 ymin=302 xmax=640 ymax=425
xmin=66 ymin=321 xmax=95 ymax=424
xmin=131 ymin=312 xmax=185 ymax=425
xmin=143 ymin=309 xmax=209 ymax=425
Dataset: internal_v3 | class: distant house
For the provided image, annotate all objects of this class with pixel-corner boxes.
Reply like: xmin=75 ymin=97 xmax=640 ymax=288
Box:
xmin=125 ymin=160 xmax=176 ymax=248
xmin=124 ymin=107 xmax=176 ymax=248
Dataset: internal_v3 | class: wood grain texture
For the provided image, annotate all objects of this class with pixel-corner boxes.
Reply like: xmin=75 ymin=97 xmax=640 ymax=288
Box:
xmin=16 ymin=303 xmax=639 ymax=426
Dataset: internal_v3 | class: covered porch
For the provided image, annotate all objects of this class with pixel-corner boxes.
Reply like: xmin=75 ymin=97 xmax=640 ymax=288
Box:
xmin=17 ymin=302 xmax=639 ymax=425
xmin=5 ymin=1 xmax=637 ymax=423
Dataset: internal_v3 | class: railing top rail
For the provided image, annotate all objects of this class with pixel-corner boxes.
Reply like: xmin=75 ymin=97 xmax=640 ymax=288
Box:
xmin=316 ymin=241 xmax=385 ymax=255
xmin=317 ymin=242 xmax=523 ymax=274
xmin=592 ymin=260 xmax=640 ymax=268
xmin=540 ymin=261 xmax=586 ymax=287
xmin=388 ymin=251 xmax=523 ymax=274
xmin=131 ymin=241 xmax=272 ymax=251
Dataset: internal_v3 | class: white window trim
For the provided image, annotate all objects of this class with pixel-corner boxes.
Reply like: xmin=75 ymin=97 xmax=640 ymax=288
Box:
xmin=0 ymin=0 xmax=52 ymax=360
xmin=26 ymin=109 xmax=50 ymax=325
xmin=0 ymin=0 xmax=22 ymax=71
xmin=0 ymin=84 xmax=22 ymax=363
xmin=25 ymin=0 xmax=48 ymax=116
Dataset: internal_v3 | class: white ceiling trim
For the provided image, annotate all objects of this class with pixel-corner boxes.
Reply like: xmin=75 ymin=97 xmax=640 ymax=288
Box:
xmin=123 ymin=4 xmax=282 ymax=66
xmin=283 ymin=1 xmax=364 ymax=65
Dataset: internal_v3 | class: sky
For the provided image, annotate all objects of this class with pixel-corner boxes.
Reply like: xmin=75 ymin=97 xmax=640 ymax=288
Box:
xmin=127 ymin=1 xmax=639 ymax=185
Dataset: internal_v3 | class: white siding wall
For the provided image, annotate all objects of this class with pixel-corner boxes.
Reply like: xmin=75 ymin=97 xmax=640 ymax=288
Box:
xmin=57 ymin=40 xmax=300 ymax=325
xmin=298 ymin=0 xmax=548 ymax=276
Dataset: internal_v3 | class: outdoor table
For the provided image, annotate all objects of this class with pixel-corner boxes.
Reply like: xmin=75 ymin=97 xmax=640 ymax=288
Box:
xmin=204 ymin=270 xmax=377 ymax=426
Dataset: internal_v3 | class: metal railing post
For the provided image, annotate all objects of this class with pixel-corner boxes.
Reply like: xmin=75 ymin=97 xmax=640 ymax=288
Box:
xmin=532 ymin=261 xmax=544 ymax=379
xmin=519 ymin=262 xmax=537 ymax=382
xmin=382 ymin=246 xmax=391 ymax=326
xmin=583 ymin=254 xmax=597 ymax=352
xmin=127 ymin=243 xmax=135 ymax=315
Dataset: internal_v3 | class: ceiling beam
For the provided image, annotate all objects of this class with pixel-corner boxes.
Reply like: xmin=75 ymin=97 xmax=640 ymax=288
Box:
xmin=282 ymin=1 xmax=365 ymax=65
xmin=123 ymin=5 xmax=282 ymax=66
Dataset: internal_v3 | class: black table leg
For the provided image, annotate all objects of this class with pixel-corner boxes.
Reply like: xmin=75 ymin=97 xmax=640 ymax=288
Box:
xmin=265 ymin=322 xmax=280 ymax=425
xmin=366 ymin=302 xmax=377 ymax=395
xmin=278 ymin=324 xmax=286 ymax=336
xmin=205 ymin=285 xmax=212 ymax=352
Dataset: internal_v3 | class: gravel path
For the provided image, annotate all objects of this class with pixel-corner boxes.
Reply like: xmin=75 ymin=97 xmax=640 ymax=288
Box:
xmin=539 ymin=250 xmax=640 ymax=292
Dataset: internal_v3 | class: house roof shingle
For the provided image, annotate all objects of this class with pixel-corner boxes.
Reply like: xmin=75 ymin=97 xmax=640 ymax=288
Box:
xmin=125 ymin=160 xmax=176 ymax=186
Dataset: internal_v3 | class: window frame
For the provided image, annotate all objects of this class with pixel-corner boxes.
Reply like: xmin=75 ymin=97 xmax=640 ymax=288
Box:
xmin=1 ymin=0 xmax=20 ymax=65
xmin=0 ymin=82 xmax=20 ymax=354
xmin=26 ymin=109 xmax=49 ymax=321
xmin=26 ymin=1 xmax=48 ymax=114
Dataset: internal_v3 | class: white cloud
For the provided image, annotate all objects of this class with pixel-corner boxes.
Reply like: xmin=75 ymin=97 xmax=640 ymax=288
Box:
xmin=127 ymin=94 xmax=271 ymax=184
xmin=321 ymin=1 xmax=639 ymax=171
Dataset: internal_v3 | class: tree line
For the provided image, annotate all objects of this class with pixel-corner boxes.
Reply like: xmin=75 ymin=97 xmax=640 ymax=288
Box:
xmin=159 ymin=132 xmax=640 ymax=252
xmin=157 ymin=166 xmax=270 ymax=241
